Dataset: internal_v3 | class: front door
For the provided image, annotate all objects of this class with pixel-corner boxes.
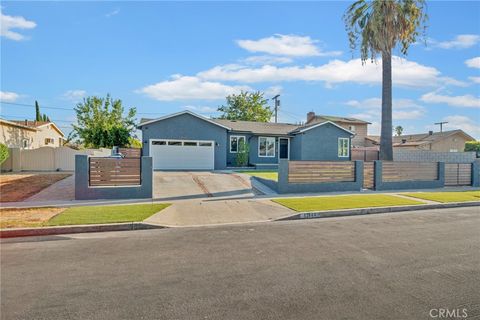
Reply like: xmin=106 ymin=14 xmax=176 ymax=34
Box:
xmin=279 ymin=138 xmax=289 ymax=160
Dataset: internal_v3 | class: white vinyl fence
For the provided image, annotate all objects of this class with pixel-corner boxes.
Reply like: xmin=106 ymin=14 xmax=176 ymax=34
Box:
xmin=1 ymin=147 xmax=111 ymax=172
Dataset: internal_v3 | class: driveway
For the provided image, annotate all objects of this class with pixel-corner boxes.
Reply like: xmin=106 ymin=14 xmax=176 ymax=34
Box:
xmin=2 ymin=207 xmax=478 ymax=320
xmin=153 ymin=171 xmax=257 ymax=200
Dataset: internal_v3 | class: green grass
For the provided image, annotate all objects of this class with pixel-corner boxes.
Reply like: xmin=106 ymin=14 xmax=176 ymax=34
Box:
xmin=46 ymin=203 xmax=170 ymax=226
xmin=238 ymin=171 xmax=278 ymax=181
xmin=273 ymin=194 xmax=424 ymax=212
xmin=403 ymin=191 xmax=480 ymax=203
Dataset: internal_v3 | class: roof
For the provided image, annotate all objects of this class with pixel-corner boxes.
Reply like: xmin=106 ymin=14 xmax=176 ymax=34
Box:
xmin=212 ymin=119 xmax=302 ymax=135
xmin=9 ymin=120 xmax=65 ymax=137
xmin=0 ymin=118 xmax=37 ymax=131
xmin=309 ymin=115 xmax=371 ymax=125
xmin=366 ymin=129 xmax=475 ymax=147
xmin=137 ymin=110 xmax=231 ymax=130
xmin=289 ymin=120 xmax=355 ymax=135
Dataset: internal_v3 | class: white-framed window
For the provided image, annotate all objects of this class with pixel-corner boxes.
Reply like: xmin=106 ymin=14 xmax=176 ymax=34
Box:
xmin=44 ymin=138 xmax=54 ymax=145
xmin=338 ymin=138 xmax=350 ymax=157
xmin=22 ymin=139 xmax=29 ymax=149
xmin=258 ymin=137 xmax=276 ymax=157
xmin=449 ymin=149 xmax=458 ymax=152
xmin=230 ymin=135 xmax=245 ymax=153
xmin=349 ymin=125 xmax=356 ymax=132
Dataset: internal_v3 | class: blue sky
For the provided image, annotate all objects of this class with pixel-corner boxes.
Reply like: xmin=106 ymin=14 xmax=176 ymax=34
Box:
xmin=1 ymin=1 xmax=479 ymax=138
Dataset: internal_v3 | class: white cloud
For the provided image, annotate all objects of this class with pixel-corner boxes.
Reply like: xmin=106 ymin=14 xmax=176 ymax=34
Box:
xmin=138 ymin=75 xmax=252 ymax=101
xmin=236 ymin=34 xmax=342 ymax=57
xmin=469 ymin=76 xmax=480 ymax=84
xmin=346 ymin=97 xmax=426 ymax=121
xmin=441 ymin=115 xmax=480 ymax=139
xmin=62 ymin=90 xmax=87 ymax=102
xmin=0 ymin=91 xmax=19 ymax=102
xmin=0 ymin=11 xmax=36 ymax=41
xmin=242 ymin=55 xmax=293 ymax=65
xmin=434 ymin=34 xmax=480 ymax=49
xmin=420 ymin=92 xmax=480 ymax=108
xmin=264 ymin=85 xmax=283 ymax=96
xmin=465 ymin=57 xmax=480 ymax=69
xmin=183 ymin=105 xmax=218 ymax=113
xmin=198 ymin=56 xmax=464 ymax=88
xmin=106 ymin=9 xmax=120 ymax=18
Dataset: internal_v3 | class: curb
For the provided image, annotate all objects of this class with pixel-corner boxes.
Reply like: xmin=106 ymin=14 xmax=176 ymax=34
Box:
xmin=275 ymin=201 xmax=480 ymax=221
xmin=0 ymin=222 xmax=163 ymax=239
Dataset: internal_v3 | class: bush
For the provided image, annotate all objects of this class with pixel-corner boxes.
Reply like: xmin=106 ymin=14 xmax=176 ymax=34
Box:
xmin=464 ymin=141 xmax=480 ymax=152
xmin=235 ymin=140 xmax=249 ymax=167
xmin=0 ymin=143 xmax=9 ymax=165
xmin=128 ymin=137 xmax=142 ymax=148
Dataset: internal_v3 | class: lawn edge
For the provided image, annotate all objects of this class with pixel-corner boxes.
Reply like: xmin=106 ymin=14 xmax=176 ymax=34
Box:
xmin=275 ymin=201 xmax=480 ymax=221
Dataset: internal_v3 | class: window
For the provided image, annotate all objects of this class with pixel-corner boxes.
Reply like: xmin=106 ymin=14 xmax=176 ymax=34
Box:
xmin=168 ymin=141 xmax=182 ymax=146
xmin=199 ymin=142 xmax=213 ymax=147
xmin=152 ymin=141 xmax=166 ymax=145
xmin=183 ymin=142 xmax=197 ymax=146
xmin=22 ymin=139 xmax=29 ymax=148
xmin=44 ymin=138 xmax=54 ymax=145
xmin=258 ymin=137 xmax=275 ymax=157
xmin=449 ymin=149 xmax=458 ymax=152
xmin=349 ymin=125 xmax=356 ymax=132
xmin=338 ymin=138 xmax=349 ymax=157
xmin=230 ymin=135 xmax=245 ymax=153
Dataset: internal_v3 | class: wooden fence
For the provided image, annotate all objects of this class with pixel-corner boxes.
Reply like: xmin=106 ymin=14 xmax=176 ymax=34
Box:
xmin=288 ymin=161 xmax=355 ymax=184
xmin=445 ymin=163 xmax=472 ymax=186
xmin=118 ymin=148 xmax=141 ymax=158
xmin=89 ymin=157 xmax=141 ymax=186
xmin=351 ymin=149 xmax=379 ymax=161
xmin=363 ymin=162 xmax=375 ymax=189
xmin=382 ymin=162 xmax=438 ymax=182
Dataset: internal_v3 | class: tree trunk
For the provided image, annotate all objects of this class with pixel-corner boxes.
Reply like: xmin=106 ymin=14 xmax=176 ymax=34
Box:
xmin=379 ymin=50 xmax=393 ymax=160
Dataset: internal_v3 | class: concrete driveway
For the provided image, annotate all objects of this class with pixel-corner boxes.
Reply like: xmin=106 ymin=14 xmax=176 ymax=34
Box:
xmin=153 ymin=171 xmax=256 ymax=200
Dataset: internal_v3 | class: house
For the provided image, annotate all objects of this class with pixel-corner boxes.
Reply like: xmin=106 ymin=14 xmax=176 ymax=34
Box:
xmin=365 ymin=129 xmax=475 ymax=152
xmin=0 ymin=119 xmax=66 ymax=149
xmin=306 ymin=112 xmax=370 ymax=147
xmin=138 ymin=110 xmax=354 ymax=170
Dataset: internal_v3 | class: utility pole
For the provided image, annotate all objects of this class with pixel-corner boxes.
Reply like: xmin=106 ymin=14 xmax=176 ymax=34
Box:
xmin=434 ymin=121 xmax=448 ymax=132
xmin=272 ymin=95 xmax=280 ymax=123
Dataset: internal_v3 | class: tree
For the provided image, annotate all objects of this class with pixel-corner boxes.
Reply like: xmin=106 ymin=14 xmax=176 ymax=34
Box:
xmin=464 ymin=141 xmax=480 ymax=153
xmin=0 ymin=143 xmax=9 ymax=165
xmin=35 ymin=100 xmax=50 ymax=122
xmin=128 ymin=137 xmax=142 ymax=148
xmin=235 ymin=140 xmax=250 ymax=167
xmin=71 ymin=95 xmax=137 ymax=148
xmin=394 ymin=125 xmax=404 ymax=136
xmin=344 ymin=0 xmax=427 ymax=160
xmin=218 ymin=91 xmax=273 ymax=122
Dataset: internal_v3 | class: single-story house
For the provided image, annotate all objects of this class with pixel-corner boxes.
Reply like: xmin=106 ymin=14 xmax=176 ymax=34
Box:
xmin=0 ymin=119 xmax=66 ymax=149
xmin=138 ymin=111 xmax=354 ymax=170
xmin=365 ymin=129 xmax=475 ymax=152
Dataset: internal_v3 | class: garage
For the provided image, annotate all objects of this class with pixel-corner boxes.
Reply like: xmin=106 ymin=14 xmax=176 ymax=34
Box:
xmin=150 ymin=139 xmax=215 ymax=170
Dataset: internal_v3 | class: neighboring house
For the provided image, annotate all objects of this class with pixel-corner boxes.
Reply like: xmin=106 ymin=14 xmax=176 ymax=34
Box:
xmin=0 ymin=119 xmax=66 ymax=149
xmin=306 ymin=112 xmax=370 ymax=147
xmin=138 ymin=110 xmax=354 ymax=170
xmin=365 ymin=129 xmax=475 ymax=152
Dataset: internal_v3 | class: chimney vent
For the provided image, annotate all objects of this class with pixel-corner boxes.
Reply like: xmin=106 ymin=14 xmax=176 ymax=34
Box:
xmin=428 ymin=130 xmax=433 ymax=135
xmin=25 ymin=119 xmax=28 ymax=125
xmin=401 ymin=139 xmax=407 ymax=144
xmin=306 ymin=111 xmax=316 ymax=123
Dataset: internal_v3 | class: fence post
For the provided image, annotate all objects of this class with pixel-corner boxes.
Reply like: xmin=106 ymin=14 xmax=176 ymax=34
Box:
xmin=472 ymin=161 xmax=479 ymax=187
xmin=75 ymin=155 xmax=89 ymax=200
xmin=354 ymin=160 xmax=364 ymax=189
xmin=437 ymin=162 xmax=445 ymax=187
xmin=373 ymin=160 xmax=382 ymax=191
xmin=11 ymin=148 xmax=21 ymax=172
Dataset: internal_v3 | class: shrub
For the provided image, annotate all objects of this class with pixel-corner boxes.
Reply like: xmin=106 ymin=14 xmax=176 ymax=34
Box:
xmin=0 ymin=143 xmax=9 ymax=165
xmin=464 ymin=141 xmax=480 ymax=152
xmin=235 ymin=140 xmax=249 ymax=167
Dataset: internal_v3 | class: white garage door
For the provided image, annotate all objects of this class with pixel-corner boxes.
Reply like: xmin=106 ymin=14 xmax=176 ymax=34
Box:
xmin=150 ymin=139 xmax=214 ymax=170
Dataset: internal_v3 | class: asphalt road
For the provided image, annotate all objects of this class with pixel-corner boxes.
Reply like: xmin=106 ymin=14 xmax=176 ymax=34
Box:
xmin=1 ymin=207 xmax=479 ymax=320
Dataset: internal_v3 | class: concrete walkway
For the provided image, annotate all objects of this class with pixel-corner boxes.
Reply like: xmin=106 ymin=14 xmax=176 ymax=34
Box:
xmin=25 ymin=175 xmax=75 ymax=202
xmin=145 ymin=198 xmax=293 ymax=227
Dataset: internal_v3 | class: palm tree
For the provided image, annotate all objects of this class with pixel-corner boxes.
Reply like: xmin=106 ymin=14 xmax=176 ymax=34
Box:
xmin=344 ymin=0 xmax=427 ymax=160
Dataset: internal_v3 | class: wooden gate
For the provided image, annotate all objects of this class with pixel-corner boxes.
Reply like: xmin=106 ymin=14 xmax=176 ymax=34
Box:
xmin=445 ymin=163 xmax=472 ymax=186
xmin=363 ymin=162 xmax=375 ymax=189
xmin=89 ymin=157 xmax=141 ymax=186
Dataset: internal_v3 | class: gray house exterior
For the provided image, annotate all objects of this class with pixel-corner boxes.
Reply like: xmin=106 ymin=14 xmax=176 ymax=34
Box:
xmin=138 ymin=111 xmax=353 ymax=170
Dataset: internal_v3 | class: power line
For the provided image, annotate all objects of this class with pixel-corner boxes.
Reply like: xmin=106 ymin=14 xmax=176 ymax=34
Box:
xmin=0 ymin=101 xmax=73 ymax=111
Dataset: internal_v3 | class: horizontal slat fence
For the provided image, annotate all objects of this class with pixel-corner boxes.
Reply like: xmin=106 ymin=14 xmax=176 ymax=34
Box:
xmin=288 ymin=161 xmax=355 ymax=184
xmin=363 ymin=162 xmax=375 ymax=189
xmin=351 ymin=149 xmax=379 ymax=161
xmin=445 ymin=163 xmax=471 ymax=186
xmin=382 ymin=162 xmax=438 ymax=182
xmin=118 ymin=148 xmax=141 ymax=158
xmin=89 ymin=157 xmax=141 ymax=186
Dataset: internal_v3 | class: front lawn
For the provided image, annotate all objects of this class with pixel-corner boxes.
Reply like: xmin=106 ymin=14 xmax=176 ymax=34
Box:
xmin=0 ymin=173 xmax=71 ymax=202
xmin=0 ymin=207 xmax=65 ymax=229
xmin=238 ymin=171 xmax=278 ymax=181
xmin=273 ymin=194 xmax=424 ymax=212
xmin=46 ymin=203 xmax=170 ymax=226
xmin=403 ymin=191 xmax=480 ymax=203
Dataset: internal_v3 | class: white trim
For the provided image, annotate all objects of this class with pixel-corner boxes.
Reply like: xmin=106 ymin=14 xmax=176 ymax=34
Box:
xmin=278 ymin=137 xmax=290 ymax=160
xmin=338 ymin=137 xmax=350 ymax=158
xmin=229 ymin=135 xmax=246 ymax=153
xmin=138 ymin=110 xmax=231 ymax=130
xmin=258 ymin=136 xmax=276 ymax=158
xmin=297 ymin=121 xmax=355 ymax=135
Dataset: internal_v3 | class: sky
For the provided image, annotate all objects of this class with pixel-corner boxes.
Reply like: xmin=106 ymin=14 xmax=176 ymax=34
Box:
xmin=1 ymin=1 xmax=479 ymax=139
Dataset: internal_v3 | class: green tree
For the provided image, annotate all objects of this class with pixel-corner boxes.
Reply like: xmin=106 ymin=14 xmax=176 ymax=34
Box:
xmin=464 ymin=141 xmax=480 ymax=153
xmin=344 ymin=0 xmax=427 ymax=160
xmin=71 ymin=95 xmax=137 ymax=148
xmin=35 ymin=100 xmax=50 ymax=122
xmin=218 ymin=91 xmax=273 ymax=122
xmin=235 ymin=140 xmax=250 ymax=167
xmin=0 ymin=143 xmax=9 ymax=165
xmin=128 ymin=137 xmax=143 ymax=148
xmin=394 ymin=125 xmax=404 ymax=136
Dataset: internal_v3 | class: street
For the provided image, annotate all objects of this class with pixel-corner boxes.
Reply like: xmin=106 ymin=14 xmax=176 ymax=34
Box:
xmin=1 ymin=207 xmax=479 ymax=320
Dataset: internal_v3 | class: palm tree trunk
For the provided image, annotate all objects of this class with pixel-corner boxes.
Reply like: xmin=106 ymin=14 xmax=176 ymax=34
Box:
xmin=380 ymin=50 xmax=393 ymax=160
